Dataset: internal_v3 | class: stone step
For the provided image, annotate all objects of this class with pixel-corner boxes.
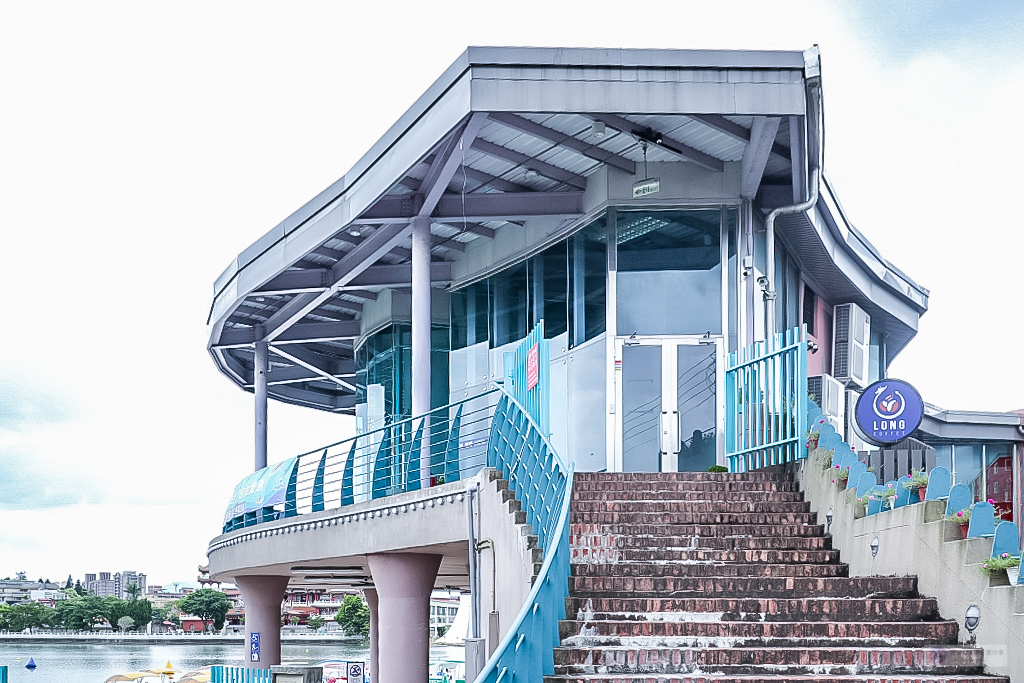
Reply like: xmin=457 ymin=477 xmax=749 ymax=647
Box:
xmin=605 ymin=548 xmax=842 ymax=564
xmin=565 ymin=596 xmax=942 ymax=622
xmin=590 ymin=533 xmax=833 ymax=551
xmin=569 ymin=575 xmax=916 ymax=598
xmin=571 ymin=490 xmax=807 ymax=503
xmin=575 ymin=523 xmax=824 ymax=537
xmin=552 ymin=645 xmax=984 ymax=676
xmin=571 ymin=511 xmax=818 ymax=525
xmin=558 ymin=619 xmax=959 ymax=646
xmin=572 ymin=500 xmax=812 ymax=513
xmin=545 ymin=675 xmax=1009 ymax=683
xmin=571 ymin=562 xmax=850 ymax=578
xmin=575 ymin=472 xmax=792 ymax=483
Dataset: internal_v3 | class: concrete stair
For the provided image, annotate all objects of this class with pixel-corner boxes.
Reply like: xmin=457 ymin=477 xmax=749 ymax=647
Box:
xmin=546 ymin=471 xmax=1008 ymax=682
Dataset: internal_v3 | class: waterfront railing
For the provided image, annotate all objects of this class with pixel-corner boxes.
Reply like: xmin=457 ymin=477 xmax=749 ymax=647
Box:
xmin=222 ymin=388 xmax=501 ymax=532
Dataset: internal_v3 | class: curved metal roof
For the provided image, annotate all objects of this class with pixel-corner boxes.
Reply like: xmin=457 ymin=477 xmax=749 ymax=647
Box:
xmin=207 ymin=46 xmax=928 ymax=413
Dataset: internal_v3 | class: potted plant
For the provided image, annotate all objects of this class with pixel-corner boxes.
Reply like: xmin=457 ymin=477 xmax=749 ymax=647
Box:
xmin=980 ymin=553 xmax=1020 ymax=584
xmin=902 ymin=468 xmax=929 ymax=502
xmin=877 ymin=483 xmax=898 ymax=510
xmin=831 ymin=464 xmax=850 ymax=489
xmin=805 ymin=417 xmax=826 ymax=450
xmin=853 ymin=495 xmax=870 ymax=519
xmin=946 ymin=507 xmax=972 ymax=539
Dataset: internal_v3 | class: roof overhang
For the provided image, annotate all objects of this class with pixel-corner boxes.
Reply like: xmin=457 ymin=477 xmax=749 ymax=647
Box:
xmin=207 ymin=46 xmax=928 ymax=413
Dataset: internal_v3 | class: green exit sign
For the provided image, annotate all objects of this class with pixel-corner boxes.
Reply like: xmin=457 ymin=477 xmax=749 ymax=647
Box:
xmin=632 ymin=178 xmax=660 ymax=198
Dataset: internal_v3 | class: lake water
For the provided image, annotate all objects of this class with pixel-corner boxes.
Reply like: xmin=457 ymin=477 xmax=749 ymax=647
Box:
xmin=0 ymin=641 xmax=466 ymax=682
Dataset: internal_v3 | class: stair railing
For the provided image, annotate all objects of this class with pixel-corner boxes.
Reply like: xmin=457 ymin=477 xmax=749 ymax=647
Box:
xmin=475 ymin=388 xmax=575 ymax=683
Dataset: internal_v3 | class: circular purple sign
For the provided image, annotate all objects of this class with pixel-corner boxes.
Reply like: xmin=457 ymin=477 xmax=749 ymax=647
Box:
xmin=854 ymin=379 xmax=924 ymax=445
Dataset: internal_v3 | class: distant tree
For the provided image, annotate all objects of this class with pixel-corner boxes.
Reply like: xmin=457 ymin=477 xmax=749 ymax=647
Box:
xmin=0 ymin=604 xmax=12 ymax=630
xmin=306 ymin=616 xmax=326 ymax=632
xmin=125 ymin=582 xmax=141 ymax=601
xmin=7 ymin=603 xmax=54 ymax=632
xmin=179 ymin=589 xmax=230 ymax=633
xmin=334 ymin=595 xmax=370 ymax=637
xmin=117 ymin=616 xmax=134 ymax=633
xmin=74 ymin=579 xmax=86 ymax=596
xmin=56 ymin=595 xmax=113 ymax=631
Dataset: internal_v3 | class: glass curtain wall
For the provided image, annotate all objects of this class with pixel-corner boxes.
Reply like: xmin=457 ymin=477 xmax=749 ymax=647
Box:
xmin=355 ymin=324 xmax=450 ymax=419
xmin=616 ymin=209 xmax=722 ymax=336
xmin=449 ymin=215 xmax=605 ymax=351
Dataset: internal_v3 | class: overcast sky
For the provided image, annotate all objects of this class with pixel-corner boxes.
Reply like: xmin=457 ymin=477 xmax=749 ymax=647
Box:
xmin=1 ymin=1 xmax=1021 ymax=587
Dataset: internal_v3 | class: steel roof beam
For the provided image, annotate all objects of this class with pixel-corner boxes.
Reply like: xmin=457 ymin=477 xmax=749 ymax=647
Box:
xmin=242 ymin=361 xmax=356 ymax=388
xmin=215 ymin=320 xmax=361 ymax=348
xmin=269 ymin=344 xmax=358 ymax=392
xmin=469 ymin=139 xmax=587 ymax=190
xmin=688 ymin=113 xmax=790 ymax=162
xmin=355 ymin=191 xmax=583 ymax=224
xmin=590 ymin=114 xmax=724 ymax=172
xmin=489 ymin=112 xmax=635 ymax=175
xmin=256 ymin=222 xmax=411 ymax=343
xmin=741 ymin=117 xmax=782 ymax=200
xmin=257 ymin=262 xmax=454 ymax=294
xmin=271 ymin=384 xmax=356 ymax=411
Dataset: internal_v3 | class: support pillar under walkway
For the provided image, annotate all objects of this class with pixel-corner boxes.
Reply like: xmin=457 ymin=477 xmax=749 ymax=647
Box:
xmin=235 ymin=574 xmax=289 ymax=669
xmin=364 ymin=587 xmax=380 ymax=683
xmin=367 ymin=552 xmax=443 ymax=683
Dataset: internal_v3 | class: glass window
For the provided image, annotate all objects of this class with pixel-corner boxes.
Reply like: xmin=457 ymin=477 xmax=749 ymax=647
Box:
xmin=616 ymin=209 xmax=721 ymax=336
xmin=490 ymin=261 xmax=529 ymax=347
xmin=570 ymin=216 xmax=607 ymax=347
xmin=868 ymin=328 xmax=885 ymax=384
xmin=451 ymin=281 xmax=488 ymax=350
xmin=803 ymin=284 xmax=817 ymax=337
xmin=532 ymin=243 xmax=569 ymax=339
xmin=985 ymin=442 xmax=1014 ymax=520
xmin=727 ymin=208 xmax=738 ymax=352
xmin=356 ymin=323 xmax=449 ymax=421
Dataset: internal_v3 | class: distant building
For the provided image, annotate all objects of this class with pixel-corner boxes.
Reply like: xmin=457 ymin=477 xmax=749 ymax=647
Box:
xmin=84 ymin=570 xmax=147 ymax=599
xmin=0 ymin=580 xmax=61 ymax=605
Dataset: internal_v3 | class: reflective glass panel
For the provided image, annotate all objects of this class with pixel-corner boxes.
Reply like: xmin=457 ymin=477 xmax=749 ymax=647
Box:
xmin=616 ymin=209 xmax=722 ymax=335
xmin=570 ymin=216 xmax=607 ymax=347
xmin=621 ymin=344 xmax=661 ymax=472
xmin=676 ymin=344 xmax=717 ymax=472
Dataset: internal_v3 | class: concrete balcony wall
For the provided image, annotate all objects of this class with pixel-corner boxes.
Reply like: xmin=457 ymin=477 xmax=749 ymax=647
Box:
xmin=207 ymin=468 xmax=537 ymax=656
xmin=798 ymin=450 xmax=1024 ymax=679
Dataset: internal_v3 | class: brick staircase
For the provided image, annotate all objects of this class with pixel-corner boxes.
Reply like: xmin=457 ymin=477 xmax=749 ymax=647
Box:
xmin=548 ymin=470 xmax=1008 ymax=682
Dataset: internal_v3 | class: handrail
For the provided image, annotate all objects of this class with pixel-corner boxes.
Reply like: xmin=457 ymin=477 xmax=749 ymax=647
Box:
xmin=220 ymin=388 xmax=500 ymax=533
xmin=474 ymin=386 xmax=575 ymax=683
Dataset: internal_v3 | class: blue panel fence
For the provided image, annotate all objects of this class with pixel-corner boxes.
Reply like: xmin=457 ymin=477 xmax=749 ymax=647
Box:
xmin=1 ymin=665 xmax=7 ymax=683
xmin=726 ymin=326 xmax=808 ymax=472
xmin=211 ymin=666 xmax=272 ymax=683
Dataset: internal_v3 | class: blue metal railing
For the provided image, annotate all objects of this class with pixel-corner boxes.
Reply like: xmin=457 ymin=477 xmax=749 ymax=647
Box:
xmin=1 ymin=665 xmax=7 ymax=683
xmin=222 ymin=389 xmax=500 ymax=533
xmin=475 ymin=391 xmax=574 ymax=683
xmin=211 ymin=665 xmax=272 ymax=683
xmin=725 ymin=325 xmax=808 ymax=472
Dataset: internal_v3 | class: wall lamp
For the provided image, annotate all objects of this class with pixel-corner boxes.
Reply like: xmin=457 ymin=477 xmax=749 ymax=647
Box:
xmin=825 ymin=507 xmax=833 ymax=533
xmin=870 ymin=536 xmax=879 ymax=558
xmin=965 ymin=604 xmax=981 ymax=644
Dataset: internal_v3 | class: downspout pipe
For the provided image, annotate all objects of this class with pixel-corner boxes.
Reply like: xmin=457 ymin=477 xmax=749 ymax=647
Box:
xmin=765 ymin=45 xmax=824 ymax=339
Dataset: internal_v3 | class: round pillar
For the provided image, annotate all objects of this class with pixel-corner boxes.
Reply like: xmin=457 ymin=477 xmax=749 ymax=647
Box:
xmin=363 ymin=588 xmax=380 ymax=683
xmin=367 ymin=552 xmax=443 ymax=683
xmin=235 ymin=574 xmax=289 ymax=669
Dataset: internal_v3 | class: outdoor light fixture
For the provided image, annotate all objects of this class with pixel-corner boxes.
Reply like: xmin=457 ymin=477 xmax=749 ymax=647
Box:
xmin=965 ymin=604 xmax=981 ymax=643
xmin=348 ymin=226 xmax=362 ymax=237
xmin=591 ymin=120 xmax=606 ymax=139
xmin=808 ymin=341 xmax=819 ymax=354
xmin=826 ymin=507 xmax=833 ymax=532
xmin=870 ymin=536 xmax=879 ymax=558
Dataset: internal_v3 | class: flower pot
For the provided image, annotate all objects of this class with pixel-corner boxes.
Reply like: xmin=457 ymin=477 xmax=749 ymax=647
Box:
xmin=854 ymin=506 xmax=866 ymax=519
xmin=959 ymin=524 xmax=969 ymax=540
xmin=838 ymin=478 xmax=848 ymax=490
xmin=1008 ymin=566 xmax=1019 ymax=586
xmin=913 ymin=488 xmax=923 ymax=503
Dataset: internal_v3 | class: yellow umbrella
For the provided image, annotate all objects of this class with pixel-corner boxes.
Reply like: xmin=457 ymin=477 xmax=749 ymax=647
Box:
xmin=105 ymin=673 xmax=150 ymax=682
xmin=146 ymin=662 xmax=180 ymax=676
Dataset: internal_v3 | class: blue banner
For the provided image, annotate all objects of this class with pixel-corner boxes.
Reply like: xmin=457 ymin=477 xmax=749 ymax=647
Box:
xmin=224 ymin=457 xmax=298 ymax=523
xmin=855 ymin=379 xmax=924 ymax=445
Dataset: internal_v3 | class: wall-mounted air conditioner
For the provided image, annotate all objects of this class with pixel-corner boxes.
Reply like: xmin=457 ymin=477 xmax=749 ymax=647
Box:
xmin=833 ymin=303 xmax=870 ymax=389
xmin=844 ymin=388 xmax=871 ymax=452
xmin=808 ymin=373 xmax=845 ymax=439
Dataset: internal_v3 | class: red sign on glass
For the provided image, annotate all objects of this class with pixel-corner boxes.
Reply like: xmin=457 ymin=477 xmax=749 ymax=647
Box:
xmin=527 ymin=343 xmax=539 ymax=391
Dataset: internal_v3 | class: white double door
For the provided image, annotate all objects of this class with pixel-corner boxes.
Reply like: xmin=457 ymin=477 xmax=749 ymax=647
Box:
xmin=614 ymin=336 xmax=725 ymax=472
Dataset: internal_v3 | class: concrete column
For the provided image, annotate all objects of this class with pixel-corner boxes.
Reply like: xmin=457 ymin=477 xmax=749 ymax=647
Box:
xmin=363 ymin=588 xmax=379 ymax=683
xmin=254 ymin=340 xmax=269 ymax=471
xmin=411 ymin=216 xmax=432 ymax=487
xmin=235 ymin=574 xmax=288 ymax=669
xmin=367 ymin=552 xmax=442 ymax=683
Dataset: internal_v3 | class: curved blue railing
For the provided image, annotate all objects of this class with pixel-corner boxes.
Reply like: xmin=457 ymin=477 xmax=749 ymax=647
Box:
xmin=476 ymin=389 xmax=574 ymax=683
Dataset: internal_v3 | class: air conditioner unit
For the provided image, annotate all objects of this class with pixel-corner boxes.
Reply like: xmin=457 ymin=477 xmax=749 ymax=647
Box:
xmin=808 ymin=373 xmax=845 ymax=439
xmin=844 ymin=388 xmax=871 ymax=452
xmin=833 ymin=303 xmax=870 ymax=389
